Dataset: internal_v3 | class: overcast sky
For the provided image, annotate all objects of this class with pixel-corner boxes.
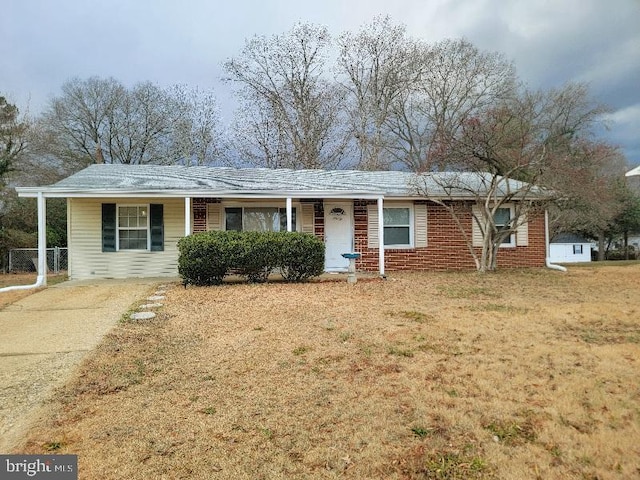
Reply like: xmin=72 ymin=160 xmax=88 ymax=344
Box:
xmin=2 ymin=0 xmax=639 ymax=166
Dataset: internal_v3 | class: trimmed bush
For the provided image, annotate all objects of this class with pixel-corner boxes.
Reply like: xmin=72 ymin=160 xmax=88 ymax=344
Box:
xmin=237 ymin=231 xmax=280 ymax=283
xmin=278 ymin=232 xmax=325 ymax=282
xmin=178 ymin=230 xmax=326 ymax=286
xmin=177 ymin=231 xmax=243 ymax=285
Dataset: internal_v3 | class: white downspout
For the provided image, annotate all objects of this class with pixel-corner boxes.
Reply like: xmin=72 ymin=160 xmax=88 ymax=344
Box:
xmin=545 ymin=209 xmax=567 ymax=272
xmin=377 ymin=196 xmax=385 ymax=277
xmin=0 ymin=191 xmax=47 ymax=293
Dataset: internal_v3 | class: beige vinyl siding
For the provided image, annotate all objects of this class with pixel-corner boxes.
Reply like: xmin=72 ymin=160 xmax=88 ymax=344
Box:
xmin=206 ymin=204 xmax=223 ymax=231
xmin=68 ymin=197 xmax=185 ymax=280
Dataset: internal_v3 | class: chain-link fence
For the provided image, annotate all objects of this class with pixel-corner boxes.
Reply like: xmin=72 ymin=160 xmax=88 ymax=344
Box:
xmin=7 ymin=247 xmax=68 ymax=274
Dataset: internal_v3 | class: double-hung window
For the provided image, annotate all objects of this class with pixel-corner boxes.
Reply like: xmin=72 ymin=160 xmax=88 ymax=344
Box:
xmin=118 ymin=205 xmax=149 ymax=250
xmin=494 ymin=207 xmax=515 ymax=246
xmin=225 ymin=207 xmax=297 ymax=232
xmin=383 ymin=206 xmax=412 ymax=248
xmin=102 ymin=203 xmax=163 ymax=252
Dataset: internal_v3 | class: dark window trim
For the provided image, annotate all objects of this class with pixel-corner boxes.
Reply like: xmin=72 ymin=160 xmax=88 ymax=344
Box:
xmin=102 ymin=203 xmax=164 ymax=252
xmin=102 ymin=203 xmax=117 ymax=252
xmin=150 ymin=204 xmax=164 ymax=251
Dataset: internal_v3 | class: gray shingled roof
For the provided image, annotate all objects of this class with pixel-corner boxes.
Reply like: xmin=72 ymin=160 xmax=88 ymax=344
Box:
xmin=551 ymin=233 xmax=591 ymax=244
xmin=18 ymin=164 xmax=545 ymax=199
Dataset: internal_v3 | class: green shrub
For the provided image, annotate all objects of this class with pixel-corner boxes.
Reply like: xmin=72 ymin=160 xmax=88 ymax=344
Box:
xmin=237 ymin=231 xmax=280 ymax=283
xmin=278 ymin=232 xmax=325 ymax=282
xmin=177 ymin=231 xmax=243 ymax=286
xmin=178 ymin=230 xmax=325 ymax=286
xmin=606 ymin=247 xmax=638 ymax=261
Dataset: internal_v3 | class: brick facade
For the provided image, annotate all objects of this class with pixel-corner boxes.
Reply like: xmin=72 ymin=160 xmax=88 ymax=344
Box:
xmin=312 ymin=200 xmax=324 ymax=241
xmin=354 ymin=200 xmax=546 ymax=272
xmin=192 ymin=198 xmax=219 ymax=233
xmin=189 ymin=198 xmax=546 ymax=272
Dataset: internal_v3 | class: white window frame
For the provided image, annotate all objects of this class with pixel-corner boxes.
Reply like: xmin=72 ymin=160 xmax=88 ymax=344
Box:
xmin=116 ymin=204 xmax=150 ymax=251
xmin=383 ymin=204 xmax=414 ymax=249
xmin=495 ymin=205 xmax=516 ymax=248
xmin=221 ymin=202 xmax=302 ymax=232
xmin=573 ymin=244 xmax=583 ymax=255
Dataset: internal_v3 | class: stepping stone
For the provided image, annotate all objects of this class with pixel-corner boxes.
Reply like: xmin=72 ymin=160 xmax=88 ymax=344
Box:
xmin=147 ymin=295 xmax=165 ymax=301
xmin=130 ymin=311 xmax=156 ymax=321
xmin=138 ymin=303 xmax=163 ymax=310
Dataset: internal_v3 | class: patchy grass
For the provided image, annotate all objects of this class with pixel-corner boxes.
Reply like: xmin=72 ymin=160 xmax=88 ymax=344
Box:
xmin=484 ymin=413 xmax=539 ymax=446
xmin=14 ymin=265 xmax=640 ymax=479
xmin=419 ymin=450 xmax=492 ymax=479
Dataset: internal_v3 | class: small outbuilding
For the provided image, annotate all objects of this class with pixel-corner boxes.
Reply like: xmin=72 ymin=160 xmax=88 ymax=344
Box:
xmin=549 ymin=233 xmax=592 ymax=263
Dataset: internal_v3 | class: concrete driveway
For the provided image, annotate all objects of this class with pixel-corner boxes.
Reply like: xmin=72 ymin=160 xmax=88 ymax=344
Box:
xmin=0 ymin=278 xmax=170 ymax=451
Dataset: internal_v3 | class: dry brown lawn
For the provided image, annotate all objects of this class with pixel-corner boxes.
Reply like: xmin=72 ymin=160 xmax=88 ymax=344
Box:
xmin=14 ymin=265 xmax=640 ymax=479
xmin=0 ymin=273 xmax=68 ymax=308
xmin=0 ymin=273 xmax=39 ymax=307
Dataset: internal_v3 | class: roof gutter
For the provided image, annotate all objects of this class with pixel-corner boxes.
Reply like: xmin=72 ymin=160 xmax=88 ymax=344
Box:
xmin=15 ymin=187 xmax=388 ymax=200
xmin=0 ymin=192 xmax=48 ymax=293
xmin=15 ymin=188 xmax=550 ymax=203
xmin=544 ymin=209 xmax=567 ymax=273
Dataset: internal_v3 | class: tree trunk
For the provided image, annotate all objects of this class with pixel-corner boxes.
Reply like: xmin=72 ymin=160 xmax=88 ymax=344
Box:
xmin=478 ymin=238 xmax=499 ymax=273
xmin=624 ymin=230 xmax=629 ymax=260
xmin=598 ymin=232 xmax=605 ymax=261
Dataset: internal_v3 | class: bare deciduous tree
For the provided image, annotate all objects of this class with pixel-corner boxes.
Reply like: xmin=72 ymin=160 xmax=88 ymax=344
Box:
xmin=415 ymin=83 xmax=607 ymax=272
xmin=224 ymin=23 xmax=350 ymax=169
xmin=230 ymin=93 xmax=292 ymax=168
xmin=106 ymin=81 xmax=174 ymax=165
xmin=37 ymin=77 xmax=225 ymax=169
xmin=0 ymin=95 xmax=29 ymax=184
xmin=336 ymin=15 xmax=419 ymax=170
xmin=388 ymin=38 xmax=517 ymax=171
xmin=38 ymin=76 xmax=124 ymax=167
xmin=547 ymin=141 xmax=629 ymax=259
xmin=168 ymin=85 xmax=225 ymax=166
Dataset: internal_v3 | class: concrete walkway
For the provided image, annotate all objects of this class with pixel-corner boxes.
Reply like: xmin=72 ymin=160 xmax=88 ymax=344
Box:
xmin=0 ymin=278 xmax=171 ymax=451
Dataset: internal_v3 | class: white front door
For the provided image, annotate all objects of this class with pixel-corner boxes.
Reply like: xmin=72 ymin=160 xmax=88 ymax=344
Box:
xmin=324 ymin=202 xmax=353 ymax=271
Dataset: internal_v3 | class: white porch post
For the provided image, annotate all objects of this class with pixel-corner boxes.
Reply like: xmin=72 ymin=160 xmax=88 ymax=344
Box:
xmin=286 ymin=197 xmax=293 ymax=232
xmin=184 ymin=197 xmax=192 ymax=236
xmin=377 ymin=196 xmax=385 ymax=276
xmin=37 ymin=191 xmax=47 ymax=286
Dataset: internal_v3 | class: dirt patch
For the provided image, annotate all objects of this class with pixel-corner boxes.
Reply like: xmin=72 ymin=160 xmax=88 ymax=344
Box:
xmin=13 ymin=265 xmax=640 ymax=479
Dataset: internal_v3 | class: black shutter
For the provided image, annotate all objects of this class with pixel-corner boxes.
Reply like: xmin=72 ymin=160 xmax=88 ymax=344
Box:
xmin=150 ymin=204 xmax=164 ymax=251
xmin=102 ymin=203 xmax=116 ymax=252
